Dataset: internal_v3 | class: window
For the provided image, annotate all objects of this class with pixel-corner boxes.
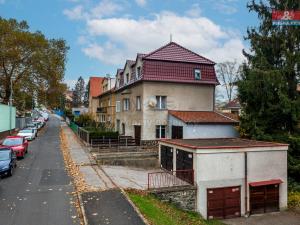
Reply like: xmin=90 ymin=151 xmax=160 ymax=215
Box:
xmin=116 ymin=101 xmax=121 ymax=112
xmin=123 ymin=98 xmax=130 ymax=111
xmin=136 ymin=66 xmax=141 ymax=79
xmin=107 ymin=116 xmax=111 ymax=122
xmin=126 ymin=73 xmax=129 ymax=84
xmin=156 ymin=125 xmax=166 ymax=138
xmin=136 ymin=96 xmax=141 ymax=111
xmin=194 ymin=69 xmax=201 ymax=80
xmin=100 ymin=115 xmax=106 ymax=122
xmin=156 ymin=96 xmax=167 ymax=109
xmin=108 ymin=99 xmax=111 ymax=106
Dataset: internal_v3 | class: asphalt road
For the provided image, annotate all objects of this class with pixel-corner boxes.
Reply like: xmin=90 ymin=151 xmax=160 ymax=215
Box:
xmin=0 ymin=116 xmax=80 ymax=225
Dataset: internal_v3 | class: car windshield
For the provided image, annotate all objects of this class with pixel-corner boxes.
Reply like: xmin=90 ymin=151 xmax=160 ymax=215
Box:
xmin=0 ymin=151 xmax=10 ymax=161
xmin=20 ymin=129 xmax=32 ymax=133
xmin=3 ymin=138 xmax=22 ymax=146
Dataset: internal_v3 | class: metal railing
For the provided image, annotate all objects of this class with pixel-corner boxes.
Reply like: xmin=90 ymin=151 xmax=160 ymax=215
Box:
xmin=148 ymin=169 xmax=194 ymax=190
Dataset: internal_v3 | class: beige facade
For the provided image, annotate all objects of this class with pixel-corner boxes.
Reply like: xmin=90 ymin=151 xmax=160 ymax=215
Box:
xmin=97 ymin=91 xmax=116 ymax=129
xmin=90 ymin=97 xmax=99 ymax=121
xmin=115 ymin=81 xmax=215 ymax=140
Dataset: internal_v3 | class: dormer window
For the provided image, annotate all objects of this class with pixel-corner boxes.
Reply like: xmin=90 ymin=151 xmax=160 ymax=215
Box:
xmin=194 ymin=69 xmax=201 ymax=80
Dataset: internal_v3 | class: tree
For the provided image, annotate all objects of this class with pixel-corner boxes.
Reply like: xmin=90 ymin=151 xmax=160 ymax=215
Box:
xmin=238 ymin=0 xmax=300 ymax=183
xmin=216 ymin=60 xmax=241 ymax=103
xmin=73 ymin=76 xmax=85 ymax=107
xmin=84 ymin=82 xmax=89 ymax=107
xmin=0 ymin=17 xmax=69 ymax=111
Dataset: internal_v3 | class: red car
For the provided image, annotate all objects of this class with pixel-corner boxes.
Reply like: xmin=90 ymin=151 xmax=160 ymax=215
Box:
xmin=1 ymin=136 xmax=28 ymax=158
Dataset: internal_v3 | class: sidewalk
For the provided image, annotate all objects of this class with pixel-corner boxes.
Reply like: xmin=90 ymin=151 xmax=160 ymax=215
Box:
xmin=61 ymin=123 xmax=116 ymax=191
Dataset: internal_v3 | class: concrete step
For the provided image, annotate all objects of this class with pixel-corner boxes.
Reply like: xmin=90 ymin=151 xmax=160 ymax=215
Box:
xmin=97 ymin=157 xmax=159 ymax=169
xmin=95 ymin=151 xmax=158 ymax=160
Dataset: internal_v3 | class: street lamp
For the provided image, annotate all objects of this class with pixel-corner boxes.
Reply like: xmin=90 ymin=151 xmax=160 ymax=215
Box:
xmin=9 ymin=76 xmax=13 ymax=134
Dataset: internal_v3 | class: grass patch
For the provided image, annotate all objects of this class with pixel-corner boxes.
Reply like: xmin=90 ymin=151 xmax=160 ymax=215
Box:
xmin=127 ymin=190 xmax=224 ymax=225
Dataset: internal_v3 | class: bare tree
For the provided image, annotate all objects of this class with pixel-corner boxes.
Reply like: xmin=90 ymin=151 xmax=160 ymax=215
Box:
xmin=216 ymin=60 xmax=241 ymax=103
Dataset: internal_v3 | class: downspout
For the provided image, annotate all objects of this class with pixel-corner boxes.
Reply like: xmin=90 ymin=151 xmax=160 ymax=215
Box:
xmin=244 ymin=152 xmax=249 ymax=217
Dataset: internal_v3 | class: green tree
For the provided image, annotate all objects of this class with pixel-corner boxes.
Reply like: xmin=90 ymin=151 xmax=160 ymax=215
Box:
xmin=73 ymin=76 xmax=85 ymax=107
xmin=0 ymin=17 xmax=69 ymax=111
xmin=238 ymin=0 xmax=300 ymax=182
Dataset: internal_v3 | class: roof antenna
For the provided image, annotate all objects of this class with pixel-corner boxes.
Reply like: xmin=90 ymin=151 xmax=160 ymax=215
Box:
xmin=170 ymin=33 xmax=173 ymax=43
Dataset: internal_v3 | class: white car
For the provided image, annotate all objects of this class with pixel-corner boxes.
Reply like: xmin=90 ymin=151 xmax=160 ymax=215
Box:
xmin=17 ymin=129 xmax=36 ymax=141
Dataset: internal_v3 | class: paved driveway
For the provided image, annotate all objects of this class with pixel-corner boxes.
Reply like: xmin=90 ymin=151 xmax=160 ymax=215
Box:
xmin=224 ymin=211 xmax=300 ymax=225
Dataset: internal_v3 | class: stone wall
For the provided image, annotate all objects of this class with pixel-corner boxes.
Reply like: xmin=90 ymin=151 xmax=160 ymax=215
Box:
xmin=150 ymin=186 xmax=197 ymax=211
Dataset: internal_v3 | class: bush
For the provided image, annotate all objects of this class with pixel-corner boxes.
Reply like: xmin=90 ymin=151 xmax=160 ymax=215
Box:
xmin=288 ymin=191 xmax=300 ymax=209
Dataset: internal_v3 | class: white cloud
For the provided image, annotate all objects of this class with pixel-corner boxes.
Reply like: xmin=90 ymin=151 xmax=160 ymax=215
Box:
xmin=135 ymin=0 xmax=146 ymax=7
xmin=185 ymin=3 xmax=202 ymax=18
xmin=83 ymin=11 xmax=245 ymax=65
xmin=0 ymin=0 xmax=6 ymax=4
xmin=213 ymin=0 xmax=238 ymax=15
xmin=64 ymin=0 xmax=124 ymax=20
xmin=63 ymin=5 xmax=85 ymax=20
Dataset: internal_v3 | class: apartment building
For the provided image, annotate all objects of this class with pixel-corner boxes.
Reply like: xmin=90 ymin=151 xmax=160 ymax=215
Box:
xmin=114 ymin=42 xmax=224 ymax=144
xmin=88 ymin=76 xmax=104 ymax=121
xmin=97 ymin=77 xmax=116 ymax=129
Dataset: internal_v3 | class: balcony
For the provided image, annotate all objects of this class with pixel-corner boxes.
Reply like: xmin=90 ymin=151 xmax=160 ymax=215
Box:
xmin=96 ymin=107 xmax=107 ymax=113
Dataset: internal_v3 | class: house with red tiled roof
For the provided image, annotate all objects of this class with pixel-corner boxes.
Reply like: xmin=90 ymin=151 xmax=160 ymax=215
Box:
xmin=88 ymin=76 xmax=105 ymax=120
xmin=113 ymin=41 xmax=230 ymax=144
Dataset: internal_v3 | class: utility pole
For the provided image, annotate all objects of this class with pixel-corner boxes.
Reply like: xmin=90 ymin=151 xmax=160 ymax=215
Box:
xmin=9 ymin=76 xmax=13 ymax=134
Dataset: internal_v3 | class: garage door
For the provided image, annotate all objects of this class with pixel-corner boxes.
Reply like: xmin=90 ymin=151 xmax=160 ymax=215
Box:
xmin=160 ymin=145 xmax=173 ymax=171
xmin=207 ymin=186 xmax=241 ymax=219
xmin=250 ymin=184 xmax=279 ymax=214
xmin=176 ymin=149 xmax=193 ymax=184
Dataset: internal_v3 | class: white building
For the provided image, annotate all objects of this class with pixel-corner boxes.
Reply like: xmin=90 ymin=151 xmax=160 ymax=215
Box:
xmin=168 ymin=110 xmax=239 ymax=139
xmin=158 ymin=138 xmax=288 ymax=219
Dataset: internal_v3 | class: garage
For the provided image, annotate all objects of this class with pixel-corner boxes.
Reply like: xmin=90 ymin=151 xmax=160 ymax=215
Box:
xmin=250 ymin=180 xmax=281 ymax=214
xmin=207 ymin=186 xmax=241 ymax=219
xmin=176 ymin=149 xmax=193 ymax=184
xmin=160 ymin=145 xmax=173 ymax=171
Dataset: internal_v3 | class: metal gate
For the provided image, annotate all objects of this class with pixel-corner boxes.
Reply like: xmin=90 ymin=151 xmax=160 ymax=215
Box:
xmin=160 ymin=145 xmax=173 ymax=171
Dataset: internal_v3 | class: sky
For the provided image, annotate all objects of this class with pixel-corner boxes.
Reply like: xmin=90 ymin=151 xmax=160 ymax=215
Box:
xmin=0 ymin=0 xmax=258 ymax=89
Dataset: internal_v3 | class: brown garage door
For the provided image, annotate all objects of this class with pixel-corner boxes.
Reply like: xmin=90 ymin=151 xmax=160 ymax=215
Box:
xmin=207 ymin=186 xmax=241 ymax=219
xmin=250 ymin=184 xmax=279 ymax=214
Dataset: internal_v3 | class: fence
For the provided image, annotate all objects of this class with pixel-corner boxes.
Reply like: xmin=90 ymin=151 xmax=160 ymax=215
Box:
xmin=148 ymin=170 xmax=194 ymax=190
xmin=90 ymin=136 xmax=138 ymax=149
xmin=69 ymin=121 xmax=79 ymax=134
xmin=77 ymin=127 xmax=90 ymax=144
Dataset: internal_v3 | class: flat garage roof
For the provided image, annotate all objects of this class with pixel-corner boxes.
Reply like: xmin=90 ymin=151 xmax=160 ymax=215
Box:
xmin=160 ymin=138 xmax=289 ymax=150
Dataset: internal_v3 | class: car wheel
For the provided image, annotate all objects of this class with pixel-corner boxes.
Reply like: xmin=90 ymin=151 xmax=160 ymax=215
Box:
xmin=8 ymin=167 xmax=13 ymax=176
xmin=21 ymin=152 xmax=25 ymax=159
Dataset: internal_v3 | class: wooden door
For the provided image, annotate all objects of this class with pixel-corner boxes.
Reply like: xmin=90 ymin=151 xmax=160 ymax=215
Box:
xmin=250 ymin=184 xmax=279 ymax=214
xmin=134 ymin=125 xmax=141 ymax=146
xmin=207 ymin=186 xmax=241 ymax=219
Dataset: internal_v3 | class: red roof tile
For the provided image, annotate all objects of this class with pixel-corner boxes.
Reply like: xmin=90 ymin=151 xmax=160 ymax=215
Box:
xmin=249 ymin=179 xmax=283 ymax=187
xmin=169 ymin=110 xmax=238 ymax=124
xmin=89 ymin=77 xmax=104 ymax=97
xmin=143 ymin=42 xmax=215 ymax=65
xmin=225 ymin=99 xmax=240 ymax=109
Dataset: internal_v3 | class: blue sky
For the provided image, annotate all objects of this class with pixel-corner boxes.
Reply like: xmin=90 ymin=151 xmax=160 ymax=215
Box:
xmin=0 ymin=0 xmax=258 ymax=88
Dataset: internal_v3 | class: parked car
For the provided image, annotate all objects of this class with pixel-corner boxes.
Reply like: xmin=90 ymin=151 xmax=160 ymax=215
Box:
xmin=1 ymin=136 xmax=28 ymax=158
xmin=26 ymin=123 xmax=39 ymax=136
xmin=32 ymin=121 xmax=43 ymax=129
xmin=0 ymin=147 xmax=17 ymax=177
xmin=17 ymin=128 xmax=36 ymax=141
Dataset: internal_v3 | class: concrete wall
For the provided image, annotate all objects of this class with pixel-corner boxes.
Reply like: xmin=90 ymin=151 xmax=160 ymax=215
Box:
xmin=168 ymin=115 xmax=239 ymax=139
xmin=0 ymin=104 xmax=16 ymax=132
xmin=115 ymin=82 xmax=214 ymax=140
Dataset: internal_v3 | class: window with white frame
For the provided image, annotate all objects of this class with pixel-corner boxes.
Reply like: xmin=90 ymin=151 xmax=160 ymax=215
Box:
xmin=156 ymin=96 xmax=167 ymax=109
xmin=156 ymin=125 xmax=166 ymax=138
xmin=116 ymin=101 xmax=121 ymax=112
xmin=123 ymin=98 xmax=130 ymax=111
xmin=194 ymin=69 xmax=201 ymax=80
xmin=136 ymin=96 xmax=141 ymax=111
xmin=100 ymin=115 xmax=106 ymax=122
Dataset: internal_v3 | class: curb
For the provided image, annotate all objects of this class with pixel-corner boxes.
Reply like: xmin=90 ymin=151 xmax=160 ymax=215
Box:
xmin=78 ymin=193 xmax=88 ymax=225
xmin=120 ymin=188 xmax=151 ymax=225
